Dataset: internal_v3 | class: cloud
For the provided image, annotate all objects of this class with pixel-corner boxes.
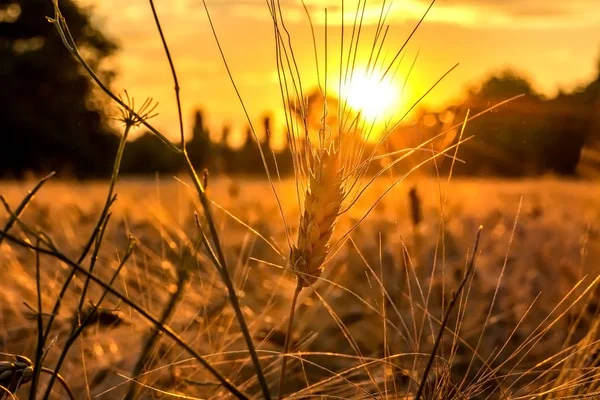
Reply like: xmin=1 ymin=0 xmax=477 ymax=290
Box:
xmin=80 ymin=0 xmax=600 ymax=35
xmin=423 ymin=0 xmax=572 ymax=18
xmin=217 ymin=0 xmax=600 ymax=29
xmin=417 ymin=0 xmax=600 ymax=27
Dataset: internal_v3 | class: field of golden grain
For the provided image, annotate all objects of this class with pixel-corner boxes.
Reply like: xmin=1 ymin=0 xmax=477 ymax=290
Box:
xmin=2 ymin=177 xmax=600 ymax=398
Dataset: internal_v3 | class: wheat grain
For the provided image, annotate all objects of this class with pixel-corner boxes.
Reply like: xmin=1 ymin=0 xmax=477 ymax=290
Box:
xmin=290 ymin=146 xmax=345 ymax=287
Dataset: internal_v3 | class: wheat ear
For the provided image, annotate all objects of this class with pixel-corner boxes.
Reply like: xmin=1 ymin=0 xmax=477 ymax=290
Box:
xmin=290 ymin=147 xmax=345 ymax=287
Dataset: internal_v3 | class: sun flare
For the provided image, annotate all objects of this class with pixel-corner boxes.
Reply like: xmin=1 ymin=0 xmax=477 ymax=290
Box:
xmin=340 ymin=69 xmax=401 ymax=124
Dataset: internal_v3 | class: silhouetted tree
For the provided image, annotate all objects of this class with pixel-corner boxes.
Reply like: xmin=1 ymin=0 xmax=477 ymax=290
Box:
xmin=563 ymin=50 xmax=600 ymax=175
xmin=470 ymin=70 xmax=537 ymax=102
xmin=263 ymin=115 xmax=272 ymax=143
xmin=437 ymin=68 xmax=597 ymax=176
xmin=237 ymin=126 xmax=261 ymax=173
xmin=187 ymin=109 xmax=212 ymax=171
xmin=121 ymin=132 xmax=182 ymax=174
xmin=0 ymin=0 xmax=119 ymax=178
xmin=214 ymin=124 xmax=232 ymax=174
xmin=454 ymin=71 xmax=546 ymax=175
xmin=289 ymin=89 xmax=341 ymax=142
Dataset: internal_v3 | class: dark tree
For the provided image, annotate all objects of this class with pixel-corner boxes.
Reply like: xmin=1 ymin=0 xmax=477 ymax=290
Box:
xmin=289 ymin=89 xmax=341 ymax=136
xmin=263 ymin=115 xmax=271 ymax=142
xmin=187 ymin=109 xmax=212 ymax=171
xmin=121 ymin=132 xmax=182 ymax=174
xmin=470 ymin=70 xmax=537 ymax=101
xmin=455 ymin=71 xmax=546 ymax=175
xmin=0 ymin=0 xmax=118 ymax=178
xmin=440 ymin=68 xmax=597 ymax=176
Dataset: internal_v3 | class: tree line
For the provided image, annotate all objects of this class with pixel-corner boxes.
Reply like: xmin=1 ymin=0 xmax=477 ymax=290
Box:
xmin=395 ymin=68 xmax=600 ymax=177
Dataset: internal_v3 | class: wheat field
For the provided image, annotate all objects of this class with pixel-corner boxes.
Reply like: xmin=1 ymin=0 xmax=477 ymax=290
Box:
xmin=2 ymin=177 xmax=600 ymax=398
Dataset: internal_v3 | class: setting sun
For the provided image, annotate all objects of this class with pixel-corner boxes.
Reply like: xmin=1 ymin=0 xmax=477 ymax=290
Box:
xmin=340 ymin=68 xmax=401 ymax=123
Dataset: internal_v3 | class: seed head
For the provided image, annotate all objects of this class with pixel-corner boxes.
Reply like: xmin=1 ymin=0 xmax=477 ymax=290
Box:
xmin=290 ymin=146 xmax=345 ymax=287
xmin=0 ymin=355 xmax=33 ymax=393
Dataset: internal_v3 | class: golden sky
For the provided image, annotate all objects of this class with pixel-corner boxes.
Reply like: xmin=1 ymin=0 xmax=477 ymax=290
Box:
xmin=76 ymin=0 xmax=600 ymax=144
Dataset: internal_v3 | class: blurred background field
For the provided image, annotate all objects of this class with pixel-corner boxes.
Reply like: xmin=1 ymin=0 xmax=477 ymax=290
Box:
xmin=3 ymin=177 xmax=600 ymax=397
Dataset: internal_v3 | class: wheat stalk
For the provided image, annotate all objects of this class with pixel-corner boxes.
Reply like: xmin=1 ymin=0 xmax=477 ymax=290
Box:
xmin=279 ymin=141 xmax=347 ymax=398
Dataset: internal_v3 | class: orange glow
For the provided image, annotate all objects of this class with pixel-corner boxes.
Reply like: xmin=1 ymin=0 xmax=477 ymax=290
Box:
xmin=72 ymin=0 xmax=600 ymax=142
